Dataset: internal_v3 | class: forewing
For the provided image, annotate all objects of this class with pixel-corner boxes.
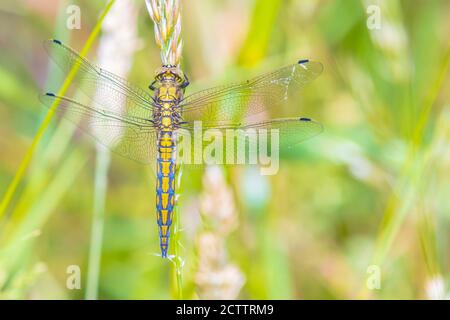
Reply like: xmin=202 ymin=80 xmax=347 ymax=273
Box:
xmin=180 ymin=60 xmax=323 ymax=123
xmin=44 ymin=39 xmax=155 ymax=120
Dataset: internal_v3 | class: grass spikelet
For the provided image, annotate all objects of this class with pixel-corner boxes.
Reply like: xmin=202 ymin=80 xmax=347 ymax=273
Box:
xmin=145 ymin=0 xmax=182 ymax=66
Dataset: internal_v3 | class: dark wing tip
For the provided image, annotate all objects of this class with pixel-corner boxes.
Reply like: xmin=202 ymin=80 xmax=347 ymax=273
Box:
xmin=299 ymin=117 xmax=311 ymax=121
xmin=45 ymin=92 xmax=56 ymax=97
xmin=298 ymin=59 xmax=309 ymax=64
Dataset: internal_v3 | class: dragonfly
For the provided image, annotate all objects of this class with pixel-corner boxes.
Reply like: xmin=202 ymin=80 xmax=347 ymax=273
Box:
xmin=40 ymin=39 xmax=323 ymax=258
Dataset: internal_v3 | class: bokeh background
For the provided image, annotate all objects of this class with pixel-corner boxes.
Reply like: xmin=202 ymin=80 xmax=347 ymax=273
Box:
xmin=0 ymin=0 xmax=449 ymax=299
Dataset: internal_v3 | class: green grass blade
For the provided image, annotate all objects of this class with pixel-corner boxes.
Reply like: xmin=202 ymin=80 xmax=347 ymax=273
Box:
xmin=85 ymin=147 xmax=111 ymax=300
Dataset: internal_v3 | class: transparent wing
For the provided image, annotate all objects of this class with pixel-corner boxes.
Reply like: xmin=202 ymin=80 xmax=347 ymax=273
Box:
xmin=174 ymin=117 xmax=323 ymax=166
xmin=180 ymin=60 xmax=323 ymax=123
xmin=40 ymin=93 xmax=158 ymax=164
xmin=240 ymin=117 xmax=323 ymax=147
xmin=44 ymin=39 xmax=155 ymax=120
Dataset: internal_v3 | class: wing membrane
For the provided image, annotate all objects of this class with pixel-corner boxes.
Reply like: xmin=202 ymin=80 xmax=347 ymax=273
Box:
xmin=40 ymin=93 xmax=158 ymax=164
xmin=180 ymin=60 xmax=323 ymax=123
xmin=240 ymin=117 xmax=323 ymax=147
xmin=44 ymin=39 xmax=155 ymax=120
xmin=174 ymin=117 xmax=323 ymax=167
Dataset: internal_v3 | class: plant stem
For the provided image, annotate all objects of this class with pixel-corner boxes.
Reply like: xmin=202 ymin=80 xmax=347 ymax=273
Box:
xmin=85 ymin=146 xmax=110 ymax=300
xmin=173 ymin=205 xmax=183 ymax=299
xmin=170 ymin=163 xmax=183 ymax=299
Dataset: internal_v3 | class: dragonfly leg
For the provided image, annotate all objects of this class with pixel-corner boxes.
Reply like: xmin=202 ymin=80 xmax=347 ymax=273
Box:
xmin=180 ymin=74 xmax=190 ymax=89
xmin=148 ymin=80 xmax=157 ymax=91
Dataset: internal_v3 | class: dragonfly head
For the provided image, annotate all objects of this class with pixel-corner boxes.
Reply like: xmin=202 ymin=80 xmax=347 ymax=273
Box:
xmin=154 ymin=65 xmax=186 ymax=86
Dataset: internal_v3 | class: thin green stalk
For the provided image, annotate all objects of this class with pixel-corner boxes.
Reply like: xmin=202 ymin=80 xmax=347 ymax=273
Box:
xmin=85 ymin=146 xmax=110 ymax=300
xmin=172 ymin=164 xmax=183 ymax=299
xmin=0 ymin=0 xmax=116 ymax=220
xmin=172 ymin=213 xmax=183 ymax=299
xmin=418 ymin=204 xmax=440 ymax=278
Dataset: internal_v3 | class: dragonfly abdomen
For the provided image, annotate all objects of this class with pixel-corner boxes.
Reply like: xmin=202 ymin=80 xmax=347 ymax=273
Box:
xmin=156 ymin=131 xmax=176 ymax=258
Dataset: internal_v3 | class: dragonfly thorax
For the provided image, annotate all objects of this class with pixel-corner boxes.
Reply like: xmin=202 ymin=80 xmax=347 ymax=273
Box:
xmin=153 ymin=68 xmax=184 ymax=131
xmin=152 ymin=88 xmax=183 ymax=130
xmin=154 ymin=65 xmax=185 ymax=85
xmin=156 ymin=84 xmax=183 ymax=102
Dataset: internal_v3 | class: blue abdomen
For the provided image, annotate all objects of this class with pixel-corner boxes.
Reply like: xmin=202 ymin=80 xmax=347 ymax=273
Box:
xmin=156 ymin=131 xmax=176 ymax=258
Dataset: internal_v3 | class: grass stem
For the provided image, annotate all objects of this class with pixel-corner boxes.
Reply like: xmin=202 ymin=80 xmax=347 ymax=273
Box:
xmin=171 ymin=164 xmax=183 ymax=299
xmin=85 ymin=146 xmax=110 ymax=300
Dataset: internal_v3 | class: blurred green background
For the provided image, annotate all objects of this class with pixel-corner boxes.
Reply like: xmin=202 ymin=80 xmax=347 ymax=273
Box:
xmin=0 ymin=0 xmax=449 ymax=299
